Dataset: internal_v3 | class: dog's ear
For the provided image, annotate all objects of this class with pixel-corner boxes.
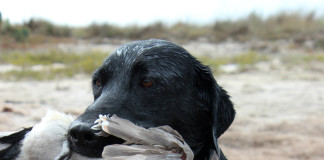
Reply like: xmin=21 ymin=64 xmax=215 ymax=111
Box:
xmin=194 ymin=63 xmax=235 ymax=158
xmin=212 ymin=85 xmax=235 ymax=138
xmin=210 ymin=84 xmax=235 ymax=159
xmin=194 ymin=64 xmax=235 ymax=137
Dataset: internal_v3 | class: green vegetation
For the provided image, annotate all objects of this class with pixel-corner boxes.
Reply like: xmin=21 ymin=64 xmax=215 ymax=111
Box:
xmin=280 ymin=52 xmax=324 ymax=67
xmin=0 ymin=50 xmax=108 ymax=80
xmin=0 ymin=49 xmax=271 ymax=80
xmin=198 ymin=51 xmax=269 ymax=73
xmin=2 ymin=49 xmax=323 ymax=80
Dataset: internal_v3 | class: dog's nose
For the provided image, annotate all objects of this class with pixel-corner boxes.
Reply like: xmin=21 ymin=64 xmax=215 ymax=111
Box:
xmin=69 ymin=123 xmax=96 ymax=145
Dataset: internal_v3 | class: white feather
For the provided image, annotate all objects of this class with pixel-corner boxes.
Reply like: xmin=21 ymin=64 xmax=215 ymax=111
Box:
xmin=17 ymin=110 xmax=102 ymax=160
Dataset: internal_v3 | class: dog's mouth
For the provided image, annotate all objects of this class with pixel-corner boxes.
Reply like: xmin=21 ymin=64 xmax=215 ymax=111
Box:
xmin=69 ymin=133 xmax=125 ymax=158
xmin=66 ymin=114 xmax=194 ymax=160
xmin=67 ymin=114 xmax=127 ymax=158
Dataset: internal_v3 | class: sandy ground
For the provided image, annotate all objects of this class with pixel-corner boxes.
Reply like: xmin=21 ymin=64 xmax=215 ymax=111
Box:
xmin=218 ymin=71 xmax=324 ymax=160
xmin=0 ymin=69 xmax=323 ymax=160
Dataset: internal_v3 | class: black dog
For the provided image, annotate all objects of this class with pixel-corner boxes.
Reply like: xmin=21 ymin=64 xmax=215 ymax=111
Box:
xmin=0 ymin=39 xmax=235 ymax=160
xmin=68 ymin=39 xmax=235 ymax=160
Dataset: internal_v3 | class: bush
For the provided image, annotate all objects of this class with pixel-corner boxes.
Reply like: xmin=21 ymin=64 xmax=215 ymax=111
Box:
xmin=24 ymin=19 xmax=71 ymax=37
xmin=1 ymin=12 xmax=324 ymax=43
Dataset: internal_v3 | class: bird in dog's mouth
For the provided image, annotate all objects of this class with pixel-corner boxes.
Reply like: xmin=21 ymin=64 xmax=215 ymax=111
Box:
xmin=56 ymin=114 xmax=193 ymax=160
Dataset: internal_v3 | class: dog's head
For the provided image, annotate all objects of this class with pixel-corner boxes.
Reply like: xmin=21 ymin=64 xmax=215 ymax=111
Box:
xmin=68 ymin=39 xmax=235 ymax=159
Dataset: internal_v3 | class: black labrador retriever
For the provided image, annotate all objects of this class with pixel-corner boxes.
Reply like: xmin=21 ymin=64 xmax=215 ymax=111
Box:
xmin=0 ymin=39 xmax=235 ymax=160
xmin=68 ymin=39 xmax=235 ymax=160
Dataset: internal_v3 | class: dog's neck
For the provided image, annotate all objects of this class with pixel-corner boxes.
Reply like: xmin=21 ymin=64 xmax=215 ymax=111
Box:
xmin=192 ymin=144 xmax=223 ymax=160
xmin=191 ymin=143 xmax=209 ymax=159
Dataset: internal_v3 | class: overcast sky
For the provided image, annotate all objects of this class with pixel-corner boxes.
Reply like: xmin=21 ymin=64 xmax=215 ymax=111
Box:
xmin=1 ymin=0 xmax=323 ymax=26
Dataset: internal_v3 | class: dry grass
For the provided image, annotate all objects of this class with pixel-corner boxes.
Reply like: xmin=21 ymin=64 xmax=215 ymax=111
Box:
xmin=1 ymin=12 xmax=324 ymax=45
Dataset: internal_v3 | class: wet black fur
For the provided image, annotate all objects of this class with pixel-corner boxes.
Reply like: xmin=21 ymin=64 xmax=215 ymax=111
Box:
xmin=69 ymin=39 xmax=235 ymax=160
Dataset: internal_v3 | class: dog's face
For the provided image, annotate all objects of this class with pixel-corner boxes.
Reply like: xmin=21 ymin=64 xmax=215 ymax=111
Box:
xmin=68 ymin=39 xmax=235 ymax=159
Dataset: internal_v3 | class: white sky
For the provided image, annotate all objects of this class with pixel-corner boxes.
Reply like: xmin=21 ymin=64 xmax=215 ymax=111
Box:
xmin=1 ymin=0 xmax=323 ymax=26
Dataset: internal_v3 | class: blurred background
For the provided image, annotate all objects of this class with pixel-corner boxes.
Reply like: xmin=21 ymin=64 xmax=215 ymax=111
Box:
xmin=0 ymin=0 xmax=323 ymax=159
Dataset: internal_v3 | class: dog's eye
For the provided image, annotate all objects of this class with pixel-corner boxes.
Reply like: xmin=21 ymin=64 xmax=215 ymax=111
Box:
xmin=141 ymin=78 xmax=153 ymax=88
xmin=95 ymin=80 xmax=101 ymax=87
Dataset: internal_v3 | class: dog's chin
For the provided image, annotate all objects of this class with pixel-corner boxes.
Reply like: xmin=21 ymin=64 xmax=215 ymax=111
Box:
xmin=69 ymin=135 xmax=125 ymax=158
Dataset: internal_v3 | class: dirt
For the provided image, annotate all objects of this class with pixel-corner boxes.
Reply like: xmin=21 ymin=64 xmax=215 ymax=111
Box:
xmin=1 ymin=42 xmax=324 ymax=159
xmin=217 ymin=71 xmax=324 ymax=160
